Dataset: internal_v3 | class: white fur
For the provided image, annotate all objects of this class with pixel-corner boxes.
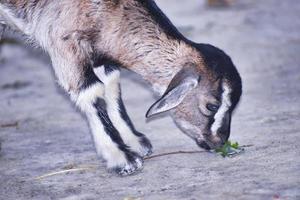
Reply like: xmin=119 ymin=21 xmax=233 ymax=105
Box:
xmin=211 ymin=82 xmax=232 ymax=134
xmin=0 ymin=4 xmax=27 ymax=33
xmin=75 ymin=83 xmax=128 ymax=168
xmin=75 ymin=83 xmax=103 ymax=111
xmin=94 ymin=67 xmax=146 ymax=155
xmin=32 ymin=6 xmax=55 ymax=49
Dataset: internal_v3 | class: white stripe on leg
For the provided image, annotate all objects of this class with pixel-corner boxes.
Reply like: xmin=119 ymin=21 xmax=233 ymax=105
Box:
xmin=94 ymin=67 xmax=144 ymax=155
xmin=75 ymin=83 xmax=128 ymax=168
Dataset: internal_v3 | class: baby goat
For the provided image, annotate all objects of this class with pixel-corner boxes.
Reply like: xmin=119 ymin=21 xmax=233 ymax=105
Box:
xmin=0 ymin=0 xmax=242 ymax=175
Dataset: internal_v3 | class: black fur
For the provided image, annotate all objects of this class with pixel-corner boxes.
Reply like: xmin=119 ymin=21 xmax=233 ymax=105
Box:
xmin=93 ymin=98 xmax=138 ymax=162
xmin=196 ymin=43 xmax=242 ymax=110
xmin=100 ymin=64 xmax=153 ymax=153
xmin=81 ymin=66 xmax=101 ymax=90
xmin=97 ymin=64 xmax=146 ymax=137
xmin=104 ymin=65 xmax=119 ymax=75
xmin=118 ymin=93 xmax=153 ymax=154
xmin=93 ymin=54 xmax=121 ymax=69
xmin=118 ymin=93 xmax=144 ymax=137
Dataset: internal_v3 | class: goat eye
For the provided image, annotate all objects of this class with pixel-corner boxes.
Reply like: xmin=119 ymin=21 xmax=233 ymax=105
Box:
xmin=206 ymin=103 xmax=220 ymax=112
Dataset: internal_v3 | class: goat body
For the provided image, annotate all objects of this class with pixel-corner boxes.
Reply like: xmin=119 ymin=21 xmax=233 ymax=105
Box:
xmin=0 ymin=0 xmax=242 ymax=175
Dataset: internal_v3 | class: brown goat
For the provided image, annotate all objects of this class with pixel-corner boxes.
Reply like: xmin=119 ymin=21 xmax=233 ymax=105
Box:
xmin=0 ymin=0 xmax=242 ymax=176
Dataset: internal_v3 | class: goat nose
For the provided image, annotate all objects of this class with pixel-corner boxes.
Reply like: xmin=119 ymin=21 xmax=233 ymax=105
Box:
xmin=208 ymin=134 xmax=225 ymax=149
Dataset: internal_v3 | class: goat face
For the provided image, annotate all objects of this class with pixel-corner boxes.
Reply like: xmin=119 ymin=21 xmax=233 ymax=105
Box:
xmin=146 ymin=44 xmax=242 ymax=150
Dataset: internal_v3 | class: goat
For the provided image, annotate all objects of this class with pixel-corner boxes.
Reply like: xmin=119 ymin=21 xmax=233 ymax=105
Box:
xmin=0 ymin=0 xmax=242 ymax=176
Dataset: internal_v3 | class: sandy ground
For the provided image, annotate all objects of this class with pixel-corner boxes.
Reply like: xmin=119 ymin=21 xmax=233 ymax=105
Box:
xmin=0 ymin=0 xmax=300 ymax=199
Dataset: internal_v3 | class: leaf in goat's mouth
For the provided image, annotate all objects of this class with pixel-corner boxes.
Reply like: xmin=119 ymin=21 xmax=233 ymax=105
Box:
xmin=215 ymin=141 xmax=244 ymax=157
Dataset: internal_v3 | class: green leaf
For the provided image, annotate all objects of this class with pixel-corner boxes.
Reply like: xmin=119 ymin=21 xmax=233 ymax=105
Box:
xmin=215 ymin=141 xmax=241 ymax=157
xmin=231 ymin=142 xmax=239 ymax=149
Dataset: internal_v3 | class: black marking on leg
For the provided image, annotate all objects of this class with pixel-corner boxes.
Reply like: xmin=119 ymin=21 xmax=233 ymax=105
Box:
xmin=94 ymin=63 xmax=139 ymax=135
xmin=93 ymin=54 xmax=121 ymax=70
xmin=93 ymin=97 xmax=139 ymax=162
xmin=81 ymin=67 xmax=102 ymax=90
xmin=118 ymin=92 xmax=153 ymax=154
xmin=118 ymin=93 xmax=144 ymax=137
xmin=93 ymin=98 xmax=129 ymax=151
xmin=104 ymin=64 xmax=119 ymax=75
xmin=94 ymin=63 xmax=152 ymax=155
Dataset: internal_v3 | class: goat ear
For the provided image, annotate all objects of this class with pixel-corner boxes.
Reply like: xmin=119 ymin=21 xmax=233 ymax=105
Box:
xmin=146 ymin=68 xmax=199 ymax=118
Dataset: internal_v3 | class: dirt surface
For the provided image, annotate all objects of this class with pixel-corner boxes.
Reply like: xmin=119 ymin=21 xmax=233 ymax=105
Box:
xmin=0 ymin=0 xmax=299 ymax=199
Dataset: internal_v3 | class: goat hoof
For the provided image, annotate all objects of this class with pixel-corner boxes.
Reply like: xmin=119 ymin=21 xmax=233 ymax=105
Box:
xmin=111 ymin=155 xmax=143 ymax=176
xmin=139 ymin=136 xmax=153 ymax=157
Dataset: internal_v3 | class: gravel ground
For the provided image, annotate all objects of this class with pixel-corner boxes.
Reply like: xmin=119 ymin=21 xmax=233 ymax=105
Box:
xmin=0 ymin=0 xmax=299 ymax=199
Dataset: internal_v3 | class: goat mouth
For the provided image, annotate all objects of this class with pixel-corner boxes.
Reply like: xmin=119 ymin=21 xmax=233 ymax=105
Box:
xmin=196 ymin=140 xmax=211 ymax=150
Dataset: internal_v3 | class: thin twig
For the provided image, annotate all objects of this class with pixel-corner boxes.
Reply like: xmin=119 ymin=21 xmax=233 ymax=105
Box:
xmin=144 ymin=144 xmax=254 ymax=160
xmin=144 ymin=150 xmax=207 ymax=160
xmin=34 ymin=167 xmax=97 ymax=180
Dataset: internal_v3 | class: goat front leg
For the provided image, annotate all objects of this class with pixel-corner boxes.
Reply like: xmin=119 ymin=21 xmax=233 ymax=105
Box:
xmin=94 ymin=65 xmax=153 ymax=157
xmin=76 ymin=78 xmax=143 ymax=175
xmin=50 ymin=53 xmax=143 ymax=176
